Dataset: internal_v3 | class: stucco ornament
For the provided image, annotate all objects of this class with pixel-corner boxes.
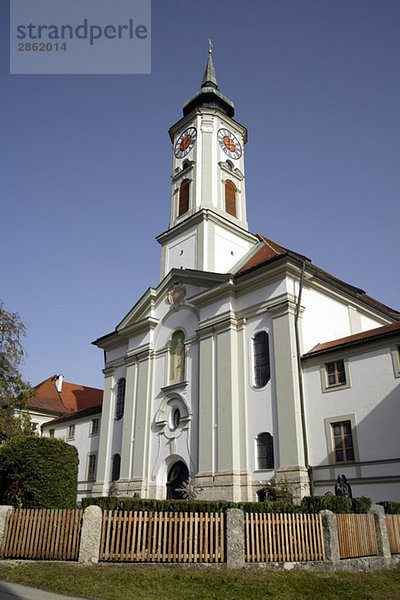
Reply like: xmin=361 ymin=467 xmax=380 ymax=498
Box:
xmin=168 ymin=281 xmax=186 ymax=311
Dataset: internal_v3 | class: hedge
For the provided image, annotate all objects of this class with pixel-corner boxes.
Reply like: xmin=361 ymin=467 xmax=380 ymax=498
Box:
xmin=300 ymin=496 xmax=371 ymax=514
xmin=82 ymin=495 xmax=370 ymax=514
xmin=0 ymin=436 xmax=78 ymax=509
xmin=377 ymin=501 xmax=400 ymax=515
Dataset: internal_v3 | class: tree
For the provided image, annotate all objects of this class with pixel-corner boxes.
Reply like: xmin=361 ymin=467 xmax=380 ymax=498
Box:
xmin=0 ymin=299 xmax=35 ymax=441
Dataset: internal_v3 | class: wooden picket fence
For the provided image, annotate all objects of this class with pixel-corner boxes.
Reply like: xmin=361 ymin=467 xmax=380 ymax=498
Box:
xmin=99 ymin=511 xmax=225 ymax=563
xmin=386 ymin=515 xmax=400 ymax=554
xmin=244 ymin=513 xmax=325 ymax=562
xmin=336 ymin=514 xmax=378 ymax=559
xmin=0 ymin=509 xmax=82 ymax=560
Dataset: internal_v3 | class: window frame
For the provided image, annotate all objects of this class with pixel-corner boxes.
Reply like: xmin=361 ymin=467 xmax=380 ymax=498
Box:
xmin=111 ymin=454 xmax=121 ymax=482
xmin=115 ymin=378 xmax=126 ymax=421
xmin=49 ymin=429 xmax=55 ymax=438
xmin=67 ymin=424 xmax=75 ymax=439
xmin=87 ymin=453 xmax=97 ymax=482
xmin=256 ymin=432 xmax=274 ymax=471
xmin=320 ymin=358 xmax=351 ymax=393
xmin=324 ymin=414 xmax=359 ymax=465
xmin=391 ymin=344 xmax=400 ymax=378
xmin=90 ymin=418 xmax=99 ymax=436
xmin=252 ymin=331 xmax=271 ymax=389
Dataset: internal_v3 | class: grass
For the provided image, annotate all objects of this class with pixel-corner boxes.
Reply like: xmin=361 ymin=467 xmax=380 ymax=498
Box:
xmin=0 ymin=563 xmax=400 ymax=600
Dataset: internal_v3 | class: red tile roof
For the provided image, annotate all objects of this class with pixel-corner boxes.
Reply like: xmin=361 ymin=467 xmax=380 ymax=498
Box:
xmin=30 ymin=376 xmax=103 ymax=415
xmin=303 ymin=321 xmax=400 ymax=357
xmin=235 ymin=233 xmax=399 ymax=318
xmin=236 ymin=234 xmax=288 ymax=273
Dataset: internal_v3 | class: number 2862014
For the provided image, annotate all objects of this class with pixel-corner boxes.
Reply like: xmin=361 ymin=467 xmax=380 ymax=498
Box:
xmin=18 ymin=42 xmax=67 ymax=52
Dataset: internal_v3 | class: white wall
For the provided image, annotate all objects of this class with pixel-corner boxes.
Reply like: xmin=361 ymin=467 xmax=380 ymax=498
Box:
xmin=303 ymin=342 xmax=400 ymax=502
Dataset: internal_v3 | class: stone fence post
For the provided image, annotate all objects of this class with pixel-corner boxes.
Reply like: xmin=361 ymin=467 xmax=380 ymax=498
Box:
xmin=78 ymin=505 xmax=102 ymax=565
xmin=372 ymin=510 xmax=391 ymax=558
xmin=320 ymin=510 xmax=340 ymax=563
xmin=0 ymin=506 xmax=13 ymax=545
xmin=225 ymin=508 xmax=245 ymax=568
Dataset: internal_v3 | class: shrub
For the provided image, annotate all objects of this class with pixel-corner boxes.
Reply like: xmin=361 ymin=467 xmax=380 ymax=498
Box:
xmin=0 ymin=436 xmax=78 ymax=509
xmin=300 ymin=496 xmax=353 ymax=514
xmin=351 ymin=497 xmax=372 ymax=514
xmin=377 ymin=501 xmax=400 ymax=515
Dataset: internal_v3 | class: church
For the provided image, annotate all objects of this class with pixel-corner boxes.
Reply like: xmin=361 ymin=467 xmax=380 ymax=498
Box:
xmin=43 ymin=51 xmax=400 ymax=504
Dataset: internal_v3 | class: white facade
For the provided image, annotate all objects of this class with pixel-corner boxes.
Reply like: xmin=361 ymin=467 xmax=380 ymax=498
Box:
xmin=303 ymin=336 xmax=400 ymax=502
xmin=80 ymin=53 xmax=400 ymax=504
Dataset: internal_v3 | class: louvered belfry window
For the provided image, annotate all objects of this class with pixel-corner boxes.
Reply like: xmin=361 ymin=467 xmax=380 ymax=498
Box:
xmin=178 ymin=179 xmax=190 ymax=216
xmin=254 ymin=331 xmax=270 ymax=388
xmin=257 ymin=432 xmax=274 ymax=470
xmin=225 ymin=180 xmax=236 ymax=217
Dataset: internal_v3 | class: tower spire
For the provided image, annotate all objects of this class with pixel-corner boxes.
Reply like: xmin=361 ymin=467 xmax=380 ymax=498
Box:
xmin=201 ymin=40 xmax=218 ymax=89
xmin=182 ymin=46 xmax=235 ymax=118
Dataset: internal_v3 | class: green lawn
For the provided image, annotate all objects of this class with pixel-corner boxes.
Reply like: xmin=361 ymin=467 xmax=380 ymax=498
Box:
xmin=0 ymin=563 xmax=400 ymax=600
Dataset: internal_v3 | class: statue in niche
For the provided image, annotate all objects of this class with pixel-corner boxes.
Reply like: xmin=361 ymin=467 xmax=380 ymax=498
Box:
xmin=170 ymin=331 xmax=185 ymax=383
xmin=335 ymin=474 xmax=352 ymax=498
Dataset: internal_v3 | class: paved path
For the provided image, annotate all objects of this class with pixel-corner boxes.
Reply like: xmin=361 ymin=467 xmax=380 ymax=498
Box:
xmin=0 ymin=581 xmax=87 ymax=600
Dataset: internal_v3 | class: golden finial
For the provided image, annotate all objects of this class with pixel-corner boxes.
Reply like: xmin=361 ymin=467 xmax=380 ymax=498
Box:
xmin=208 ymin=38 xmax=213 ymax=54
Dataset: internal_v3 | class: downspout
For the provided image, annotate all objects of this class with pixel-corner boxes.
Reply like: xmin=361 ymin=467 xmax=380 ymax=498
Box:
xmin=294 ymin=261 xmax=314 ymax=496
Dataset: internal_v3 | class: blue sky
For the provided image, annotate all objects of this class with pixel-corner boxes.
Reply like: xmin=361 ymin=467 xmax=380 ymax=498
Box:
xmin=1 ymin=0 xmax=399 ymax=390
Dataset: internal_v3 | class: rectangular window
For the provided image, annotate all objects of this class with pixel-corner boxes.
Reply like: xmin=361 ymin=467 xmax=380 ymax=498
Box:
xmin=49 ymin=429 xmax=55 ymax=438
xmin=67 ymin=424 xmax=75 ymax=439
xmin=88 ymin=454 xmax=97 ymax=481
xmin=325 ymin=360 xmax=346 ymax=387
xmin=331 ymin=421 xmax=354 ymax=463
xmin=90 ymin=418 xmax=99 ymax=436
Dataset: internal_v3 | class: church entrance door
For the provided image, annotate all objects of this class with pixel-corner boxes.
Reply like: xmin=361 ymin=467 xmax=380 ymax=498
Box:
xmin=166 ymin=460 xmax=189 ymax=499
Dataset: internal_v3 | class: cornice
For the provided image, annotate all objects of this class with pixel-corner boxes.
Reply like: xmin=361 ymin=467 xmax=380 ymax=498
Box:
xmin=120 ymin=316 xmax=159 ymax=338
xmin=156 ymin=208 xmax=257 ymax=247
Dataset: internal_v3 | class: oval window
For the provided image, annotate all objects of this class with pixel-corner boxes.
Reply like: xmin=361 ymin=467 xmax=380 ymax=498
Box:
xmin=171 ymin=407 xmax=181 ymax=430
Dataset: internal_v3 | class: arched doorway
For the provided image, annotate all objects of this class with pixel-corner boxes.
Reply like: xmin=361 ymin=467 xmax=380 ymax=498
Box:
xmin=166 ymin=460 xmax=189 ymax=499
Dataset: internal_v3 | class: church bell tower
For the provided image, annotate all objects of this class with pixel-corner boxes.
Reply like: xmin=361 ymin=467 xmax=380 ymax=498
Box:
xmin=157 ymin=50 xmax=257 ymax=279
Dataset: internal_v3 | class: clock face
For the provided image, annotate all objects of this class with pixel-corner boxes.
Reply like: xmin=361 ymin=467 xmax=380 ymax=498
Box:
xmin=174 ymin=127 xmax=197 ymax=159
xmin=218 ymin=128 xmax=242 ymax=159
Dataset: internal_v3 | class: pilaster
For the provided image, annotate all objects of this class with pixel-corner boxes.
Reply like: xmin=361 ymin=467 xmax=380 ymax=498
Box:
xmin=131 ymin=349 xmax=154 ymax=497
xmin=270 ymin=298 xmax=307 ymax=482
xmin=92 ymin=368 xmax=114 ymax=496
xmin=119 ymin=356 xmax=138 ymax=480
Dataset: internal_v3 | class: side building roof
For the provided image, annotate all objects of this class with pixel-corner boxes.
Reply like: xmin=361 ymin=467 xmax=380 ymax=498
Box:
xmin=30 ymin=375 xmax=103 ymax=416
xmin=302 ymin=321 xmax=400 ymax=358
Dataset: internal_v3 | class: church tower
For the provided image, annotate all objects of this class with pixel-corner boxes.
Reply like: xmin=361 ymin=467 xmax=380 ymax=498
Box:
xmin=157 ymin=50 xmax=258 ymax=279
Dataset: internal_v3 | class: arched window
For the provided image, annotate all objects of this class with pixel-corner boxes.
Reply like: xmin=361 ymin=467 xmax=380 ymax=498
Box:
xmin=115 ymin=378 xmax=126 ymax=420
xmin=111 ymin=454 xmax=121 ymax=481
xmin=170 ymin=330 xmax=185 ymax=383
xmin=253 ymin=331 xmax=270 ymax=388
xmin=225 ymin=179 xmax=237 ymax=217
xmin=257 ymin=432 xmax=274 ymax=470
xmin=178 ymin=179 xmax=190 ymax=216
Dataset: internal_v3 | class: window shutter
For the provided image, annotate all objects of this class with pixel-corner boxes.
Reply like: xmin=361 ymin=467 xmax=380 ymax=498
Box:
xmin=225 ymin=180 xmax=236 ymax=216
xmin=178 ymin=179 xmax=190 ymax=216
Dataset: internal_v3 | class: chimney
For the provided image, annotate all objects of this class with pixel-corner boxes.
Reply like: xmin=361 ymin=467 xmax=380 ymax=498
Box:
xmin=55 ymin=374 xmax=64 ymax=393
